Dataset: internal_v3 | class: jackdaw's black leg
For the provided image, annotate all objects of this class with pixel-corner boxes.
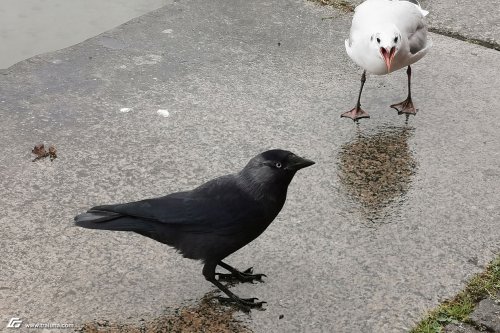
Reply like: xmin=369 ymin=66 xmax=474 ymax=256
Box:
xmin=390 ymin=65 xmax=417 ymax=115
xmin=203 ymin=262 xmax=266 ymax=312
xmin=342 ymin=70 xmax=370 ymax=121
xmin=216 ymin=261 xmax=266 ymax=283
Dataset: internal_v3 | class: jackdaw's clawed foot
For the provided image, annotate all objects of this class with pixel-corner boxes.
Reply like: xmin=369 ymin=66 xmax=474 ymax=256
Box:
xmin=217 ymin=296 xmax=267 ymax=312
xmin=390 ymin=97 xmax=417 ymax=115
xmin=341 ymin=107 xmax=370 ymax=121
xmin=216 ymin=267 xmax=267 ymax=283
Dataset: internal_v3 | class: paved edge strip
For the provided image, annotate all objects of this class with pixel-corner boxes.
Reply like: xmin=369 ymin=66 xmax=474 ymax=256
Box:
xmin=311 ymin=0 xmax=500 ymax=52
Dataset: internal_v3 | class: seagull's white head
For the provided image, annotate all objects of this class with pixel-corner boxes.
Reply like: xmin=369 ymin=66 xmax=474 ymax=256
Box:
xmin=370 ymin=26 xmax=402 ymax=73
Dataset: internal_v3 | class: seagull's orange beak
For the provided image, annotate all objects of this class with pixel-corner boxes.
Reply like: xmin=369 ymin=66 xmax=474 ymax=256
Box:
xmin=380 ymin=47 xmax=396 ymax=73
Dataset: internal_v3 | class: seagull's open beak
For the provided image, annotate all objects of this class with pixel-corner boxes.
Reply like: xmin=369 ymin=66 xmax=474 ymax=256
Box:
xmin=380 ymin=47 xmax=396 ymax=73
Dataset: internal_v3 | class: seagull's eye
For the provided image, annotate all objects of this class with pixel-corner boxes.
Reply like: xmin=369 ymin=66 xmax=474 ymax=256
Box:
xmin=275 ymin=162 xmax=282 ymax=169
xmin=376 ymin=37 xmax=381 ymax=44
xmin=394 ymin=36 xmax=398 ymax=43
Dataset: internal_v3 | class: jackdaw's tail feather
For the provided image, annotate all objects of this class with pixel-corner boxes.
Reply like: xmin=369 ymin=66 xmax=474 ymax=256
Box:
xmin=74 ymin=210 xmax=148 ymax=233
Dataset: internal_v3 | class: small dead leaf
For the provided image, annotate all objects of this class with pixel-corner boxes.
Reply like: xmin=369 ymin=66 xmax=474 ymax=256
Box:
xmin=32 ymin=143 xmax=57 ymax=162
xmin=32 ymin=144 xmax=48 ymax=161
xmin=48 ymin=145 xmax=57 ymax=161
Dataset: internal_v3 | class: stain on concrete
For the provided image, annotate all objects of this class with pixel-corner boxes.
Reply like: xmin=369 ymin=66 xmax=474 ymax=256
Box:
xmin=98 ymin=36 xmax=127 ymax=50
xmin=133 ymin=55 xmax=163 ymax=66
xmin=338 ymin=126 xmax=417 ymax=222
xmin=77 ymin=292 xmax=252 ymax=333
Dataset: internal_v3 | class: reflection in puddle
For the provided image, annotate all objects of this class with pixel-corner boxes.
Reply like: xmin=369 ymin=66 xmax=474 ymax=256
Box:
xmin=78 ymin=291 xmax=251 ymax=333
xmin=338 ymin=126 xmax=417 ymax=222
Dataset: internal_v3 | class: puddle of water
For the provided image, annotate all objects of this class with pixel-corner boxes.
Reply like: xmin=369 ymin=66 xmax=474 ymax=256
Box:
xmin=0 ymin=0 xmax=171 ymax=69
xmin=338 ymin=126 xmax=417 ymax=223
xmin=77 ymin=292 xmax=251 ymax=333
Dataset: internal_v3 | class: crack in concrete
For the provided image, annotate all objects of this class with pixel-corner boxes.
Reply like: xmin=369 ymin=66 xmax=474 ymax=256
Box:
xmin=428 ymin=27 xmax=500 ymax=51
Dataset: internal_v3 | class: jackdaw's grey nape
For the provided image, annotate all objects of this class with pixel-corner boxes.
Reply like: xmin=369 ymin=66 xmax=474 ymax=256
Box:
xmin=74 ymin=149 xmax=314 ymax=312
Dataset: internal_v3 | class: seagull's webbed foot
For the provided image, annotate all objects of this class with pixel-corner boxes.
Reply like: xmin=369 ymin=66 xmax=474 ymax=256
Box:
xmin=390 ymin=97 xmax=417 ymax=115
xmin=341 ymin=107 xmax=370 ymax=121
xmin=217 ymin=296 xmax=267 ymax=312
xmin=343 ymin=70 xmax=369 ymax=122
xmin=392 ymin=66 xmax=417 ymax=116
xmin=216 ymin=262 xmax=266 ymax=283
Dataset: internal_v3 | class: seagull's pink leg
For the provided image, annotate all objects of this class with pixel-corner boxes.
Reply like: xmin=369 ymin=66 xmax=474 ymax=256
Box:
xmin=342 ymin=70 xmax=370 ymax=121
xmin=390 ymin=66 xmax=417 ymax=115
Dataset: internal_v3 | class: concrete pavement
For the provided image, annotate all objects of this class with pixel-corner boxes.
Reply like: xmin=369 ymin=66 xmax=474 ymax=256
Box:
xmin=0 ymin=0 xmax=499 ymax=332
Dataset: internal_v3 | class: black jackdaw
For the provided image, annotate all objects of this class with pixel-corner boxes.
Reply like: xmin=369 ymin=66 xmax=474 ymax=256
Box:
xmin=74 ymin=149 xmax=314 ymax=311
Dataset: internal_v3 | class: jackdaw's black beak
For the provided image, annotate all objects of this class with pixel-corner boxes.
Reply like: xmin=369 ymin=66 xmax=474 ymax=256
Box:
xmin=286 ymin=154 xmax=315 ymax=171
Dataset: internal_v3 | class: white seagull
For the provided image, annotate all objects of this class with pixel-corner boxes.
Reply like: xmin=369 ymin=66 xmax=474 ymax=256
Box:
xmin=342 ymin=0 xmax=432 ymax=121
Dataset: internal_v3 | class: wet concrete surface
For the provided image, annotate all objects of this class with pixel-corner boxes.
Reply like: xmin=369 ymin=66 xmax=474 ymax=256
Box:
xmin=0 ymin=0 xmax=499 ymax=332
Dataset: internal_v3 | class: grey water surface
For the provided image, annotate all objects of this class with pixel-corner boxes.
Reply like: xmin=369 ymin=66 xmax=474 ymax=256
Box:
xmin=0 ymin=0 xmax=171 ymax=69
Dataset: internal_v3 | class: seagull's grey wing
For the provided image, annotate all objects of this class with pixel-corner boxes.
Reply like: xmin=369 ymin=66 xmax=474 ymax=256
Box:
xmin=407 ymin=20 xmax=428 ymax=54
xmin=401 ymin=0 xmax=420 ymax=6
xmin=391 ymin=1 xmax=430 ymax=54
